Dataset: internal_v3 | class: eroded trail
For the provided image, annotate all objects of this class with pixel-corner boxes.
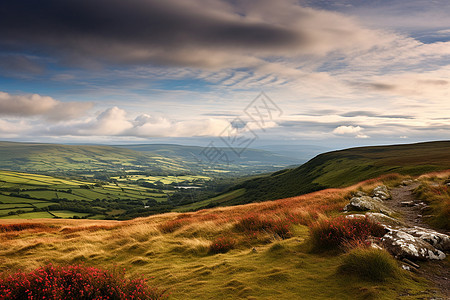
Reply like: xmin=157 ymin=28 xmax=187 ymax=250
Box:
xmin=386 ymin=183 xmax=450 ymax=299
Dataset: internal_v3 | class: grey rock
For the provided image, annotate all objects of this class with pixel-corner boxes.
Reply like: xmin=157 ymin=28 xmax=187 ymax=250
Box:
xmin=354 ymin=191 xmax=367 ymax=197
xmin=344 ymin=196 xmax=394 ymax=216
xmin=402 ymin=227 xmax=450 ymax=252
xmin=401 ymin=201 xmax=415 ymax=207
xmin=401 ymin=180 xmax=414 ymax=186
xmin=372 ymin=185 xmax=391 ymax=200
xmin=365 ymin=212 xmax=405 ymax=227
xmin=381 ymin=229 xmax=446 ymax=260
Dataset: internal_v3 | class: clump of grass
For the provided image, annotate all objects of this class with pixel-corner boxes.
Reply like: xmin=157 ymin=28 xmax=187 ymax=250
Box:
xmin=158 ymin=218 xmax=190 ymax=234
xmin=338 ymin=247 xmax=399 ymax=282
xmin=414 ymin=181 xmax=450 ymax=229
xmin=0 ymin=264 xmax=167 ymax=299
xmin=309 ymin=216 xmax=385 ymax=252
xmin=209 ymin=236 xmax=236 ymax=254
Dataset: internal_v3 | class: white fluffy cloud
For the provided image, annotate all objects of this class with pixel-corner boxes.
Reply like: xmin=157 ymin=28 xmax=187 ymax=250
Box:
xmin=0 ymin=91 xmax=93 ymax=121
xmin=333 ymin=125 xmax=369 ymax=138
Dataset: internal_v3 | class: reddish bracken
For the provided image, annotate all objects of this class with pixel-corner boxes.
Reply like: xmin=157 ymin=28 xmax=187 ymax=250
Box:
xmin=0 ymin=223 xmax=53 ymax=233
xmin=0 ymin=264 xmax=167 ymax=300
xmin=209 ymin=236 xmax=236 ymax=254
xmin=309 ymin=216 xmax=386 ymax=251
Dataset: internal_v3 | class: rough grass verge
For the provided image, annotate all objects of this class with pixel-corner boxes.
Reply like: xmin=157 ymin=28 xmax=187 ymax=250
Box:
xmin=337 ymin=247 xmax=400 ymax=282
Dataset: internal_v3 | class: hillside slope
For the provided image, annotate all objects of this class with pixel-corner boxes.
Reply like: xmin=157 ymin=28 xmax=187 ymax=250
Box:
xmin=209 ymin=141 xmax=450 ymax=207
xmin=0 ymin=141 xmax=301 ymax=176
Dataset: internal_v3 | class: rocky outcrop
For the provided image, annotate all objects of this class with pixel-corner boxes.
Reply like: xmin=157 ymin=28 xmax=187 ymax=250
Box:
xmin=381 ymin=229 xmax=446 ymax=260
xmin=343 ymin=195 xmax=394 ymax=216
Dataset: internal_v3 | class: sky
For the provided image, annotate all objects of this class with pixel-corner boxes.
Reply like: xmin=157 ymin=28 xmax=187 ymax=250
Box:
xmin=0 ymin=0 xmax=449 ymax=149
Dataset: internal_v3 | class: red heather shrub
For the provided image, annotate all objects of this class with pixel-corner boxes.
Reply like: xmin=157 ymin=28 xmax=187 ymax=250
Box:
xmin=309 ymin=216 xmax=386 ymax=251
xmin=0 ymin=264 xmax=167 ymax=300
xmin=209 ymin=236 xmax=236 ymax=254
xmin=234 ymin=214 xmax=293 ymax=239
xmin=158 ymin=218 xmax=189 ymax=234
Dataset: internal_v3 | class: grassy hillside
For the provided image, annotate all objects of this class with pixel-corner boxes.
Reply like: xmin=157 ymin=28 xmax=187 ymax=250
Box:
xmin=0 ymin=174 xmax=440 ymax=299
xmin=204 ymin=141 xmax=450 ymax=207
xmin=0 ymin=141 xmax=301 ymax=176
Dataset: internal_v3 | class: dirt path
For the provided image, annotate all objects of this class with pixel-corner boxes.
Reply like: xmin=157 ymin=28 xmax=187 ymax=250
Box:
xmin=386 ymin=183 xmax=450 ymax=299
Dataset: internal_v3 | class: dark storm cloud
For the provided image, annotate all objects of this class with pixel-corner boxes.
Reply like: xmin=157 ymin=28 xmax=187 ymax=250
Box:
xmin=0 ymin=0 xmax=303 ymax=67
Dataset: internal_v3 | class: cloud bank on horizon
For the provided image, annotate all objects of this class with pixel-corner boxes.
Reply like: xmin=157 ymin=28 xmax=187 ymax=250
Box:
xmin=0 ymin=0 xmax=449 ymax=146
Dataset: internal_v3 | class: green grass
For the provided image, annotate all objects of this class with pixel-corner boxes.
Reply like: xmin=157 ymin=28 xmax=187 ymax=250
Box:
xmin=338 ymin=247 xmax=400 ymax=282
xmin=1 ymin=211 xmax=54 ymax=219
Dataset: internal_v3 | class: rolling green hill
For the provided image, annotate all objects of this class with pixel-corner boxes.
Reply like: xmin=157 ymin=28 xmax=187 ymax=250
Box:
xmin=0 ymin=141 xmax=301 ymax=176
xmin=199 ymin=141 xmax=450 ymax=208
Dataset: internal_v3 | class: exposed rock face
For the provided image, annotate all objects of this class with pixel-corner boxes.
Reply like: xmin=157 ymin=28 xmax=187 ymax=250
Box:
xmin=381 ymin=229 xmax=446 ymax=260
xmin=372 ymin=185 xmax=391 ymax=200
xmin=343 ymin=196 xmax=394 ymax=216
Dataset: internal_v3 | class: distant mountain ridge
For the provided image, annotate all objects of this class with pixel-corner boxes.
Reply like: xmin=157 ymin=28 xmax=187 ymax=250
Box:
xmin=0 ymin=141 xmax=302 ymax=176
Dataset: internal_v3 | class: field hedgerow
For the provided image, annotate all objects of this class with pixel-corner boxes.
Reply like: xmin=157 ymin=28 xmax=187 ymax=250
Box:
xmin=209 ymin=236 xmax=236 ymax=254
xmin=309 ymin=216 xmax=386 ymax=251
xmin=0 ymin=264 xmax=167 ymax=300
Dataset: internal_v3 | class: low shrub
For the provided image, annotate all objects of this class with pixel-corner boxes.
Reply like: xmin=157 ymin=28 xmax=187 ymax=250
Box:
xmin=234 ymin=214 xmax=292 ymax=239
xmin=209 ymin=236 xmax=236 ymax=254
xmin=158 ymin=218 xmax=189 ymax=234
xmin=338 ymin=247 xmax=399 ymax=282
xmin=0 ymin=264 xmax=167 ymax=299
xmin=309 ymin=216 xmax=385 ymax=251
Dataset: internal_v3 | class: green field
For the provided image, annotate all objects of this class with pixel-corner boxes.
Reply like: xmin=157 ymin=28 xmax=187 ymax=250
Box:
xmin=0 ymin=170 xmax=173 ymax=220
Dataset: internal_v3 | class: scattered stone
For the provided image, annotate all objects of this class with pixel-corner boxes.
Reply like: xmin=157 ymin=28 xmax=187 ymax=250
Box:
xmin=372 ymin=185 xmax=391 ymax=200
xmin=401 ymin=264 xmax=411 ymax=271
xmin=401 ymin=180 xmax=414 ymax=186
xmin=401 ymin=201 xmax=415 ymax=207
xmin=381 ymin=229 xmax=446 ymax=260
